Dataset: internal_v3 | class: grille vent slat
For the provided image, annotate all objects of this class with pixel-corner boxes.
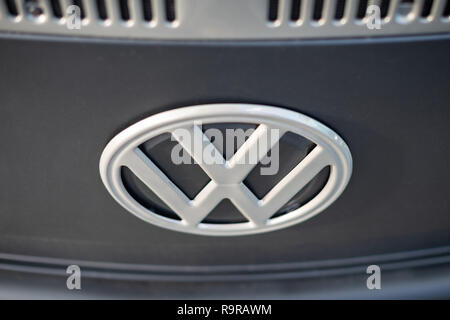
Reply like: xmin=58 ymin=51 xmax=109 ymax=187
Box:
xmin=443 ymin=0 xmax=450 ymax=16
xmin=141 ymin=0 xmax=153 ymax=22
xmin=165 ymin=0 xmax=176 ymax=22
xmin=5 ymin=0 xmax=19 ymax=17
xmin=119 ymin=0 xmax=130 ymax=21
xmin=268 ymin=0 xmax=279 ymax=22
xmin=335 ymin=0 xmax=346 ymax=20
xmin=72 ymin=0 xmax=85 ymax=19
xmin=106 ymin=0 xmax=122 ymax=22
xmin=312 ymin=0 xmax=324 ymax=21
xmin=95 ymin=0 xmax=108 ymax=20
xmin=290 ymin=0 xmax=301 ymax=21
xmin=380 ymin=0 xmax=390 ymax=18
xmin=0 ymin=0 xmax=448 ymax=39
xmin=50 ymin=0 xmax=62 ymax=18
xmin=356 ymin=0 xmax=369 ymax=19
xmin=422 ymin=0 xmax=434 ymax=17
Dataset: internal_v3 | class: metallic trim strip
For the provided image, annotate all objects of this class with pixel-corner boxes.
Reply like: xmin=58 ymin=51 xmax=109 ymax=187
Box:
xmin=0 ymin=0 xmax=449 ymax=40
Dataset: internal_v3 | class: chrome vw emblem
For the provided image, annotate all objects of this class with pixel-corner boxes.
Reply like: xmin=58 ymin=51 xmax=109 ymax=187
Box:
xmin=99 ymin=104 xmax=352 ymax=236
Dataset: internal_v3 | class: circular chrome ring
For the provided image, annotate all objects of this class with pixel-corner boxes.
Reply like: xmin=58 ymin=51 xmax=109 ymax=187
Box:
xmin=99 ymin=104 xmax=352 ymax=236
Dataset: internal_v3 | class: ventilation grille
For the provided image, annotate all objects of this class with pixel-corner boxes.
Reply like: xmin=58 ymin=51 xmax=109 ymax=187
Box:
xmin=1 ymin=0 xmax=179 ymax=26
xmin=0 ymin=0 xmax=449 ymax=39
xmin=265 ymin=0 xmax=450 ymax=26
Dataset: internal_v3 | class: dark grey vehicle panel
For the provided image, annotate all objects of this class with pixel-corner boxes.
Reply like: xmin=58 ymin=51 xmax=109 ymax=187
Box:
xmin=0 ymin=34 xmax=449 ymax=277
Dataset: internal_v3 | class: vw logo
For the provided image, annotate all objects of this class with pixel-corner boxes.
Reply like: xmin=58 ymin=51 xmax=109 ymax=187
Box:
xmin=99 ymin=104 xmax=352 ymax=236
